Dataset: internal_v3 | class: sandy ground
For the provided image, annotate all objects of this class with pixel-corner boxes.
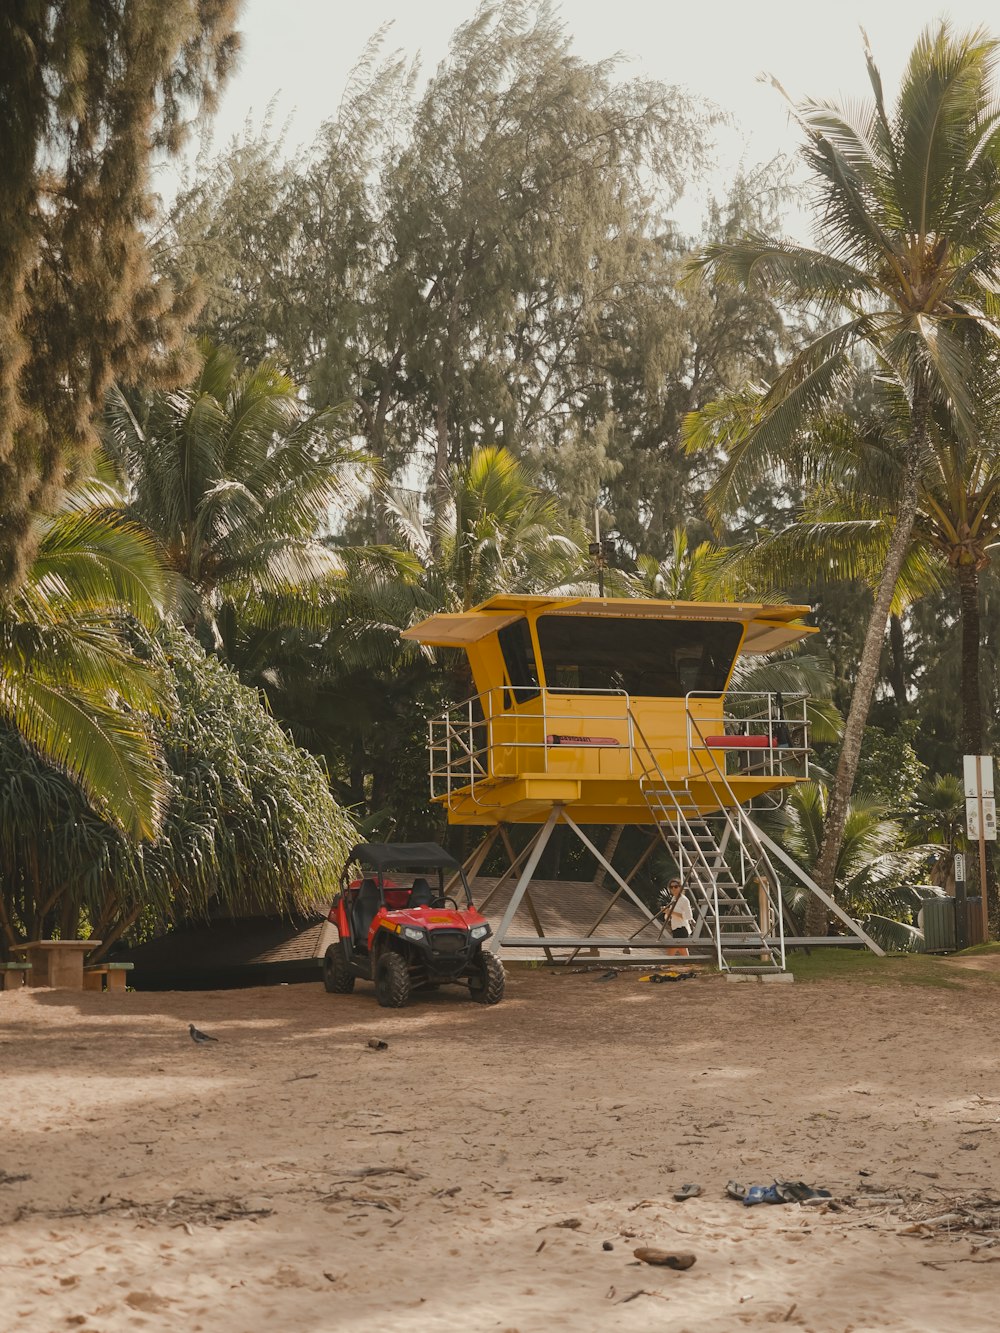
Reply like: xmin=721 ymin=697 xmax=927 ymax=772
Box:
xmin=3 ymin=964 xmax=1000 ymax=1333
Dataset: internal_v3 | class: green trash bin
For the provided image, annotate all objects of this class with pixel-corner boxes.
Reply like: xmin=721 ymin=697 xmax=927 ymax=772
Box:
xmin=921 ymin=897 xmax=957 ymax=953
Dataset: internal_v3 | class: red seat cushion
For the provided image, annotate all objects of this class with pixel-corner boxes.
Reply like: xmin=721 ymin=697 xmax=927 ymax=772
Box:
xmin=704 ymin=735 xmax=774 ymax=749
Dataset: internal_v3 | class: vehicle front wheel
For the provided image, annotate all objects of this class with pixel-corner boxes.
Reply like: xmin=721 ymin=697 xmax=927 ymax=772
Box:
xmin=470 ymin=950 xmax=505 ymax=1005
xmin=323 ymin=943 xmax=355 ymax=993
xmin=375 ymin=951 xmax=412 ymax=1008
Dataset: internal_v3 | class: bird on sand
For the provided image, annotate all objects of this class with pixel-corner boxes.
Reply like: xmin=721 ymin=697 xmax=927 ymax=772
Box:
xmin=189 ymin=1023 xmax=219 ymax=1044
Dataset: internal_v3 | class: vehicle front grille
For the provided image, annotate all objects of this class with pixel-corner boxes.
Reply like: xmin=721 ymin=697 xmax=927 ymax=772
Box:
xmin=429 ymin=930 xmax=467 ymax=956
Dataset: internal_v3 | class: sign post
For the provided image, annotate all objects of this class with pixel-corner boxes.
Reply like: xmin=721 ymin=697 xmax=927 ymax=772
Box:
xmin=964 ymin=755 xmax=995 ymax=944
xmin=954 ymin=852 xmax=967 ymax=949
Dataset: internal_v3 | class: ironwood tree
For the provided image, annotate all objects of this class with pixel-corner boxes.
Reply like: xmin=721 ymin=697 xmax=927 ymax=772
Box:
xmin=0 ymin=0 xmax=241 ymax=591
xmin=164 ymin=0 xmax=719 ymax=536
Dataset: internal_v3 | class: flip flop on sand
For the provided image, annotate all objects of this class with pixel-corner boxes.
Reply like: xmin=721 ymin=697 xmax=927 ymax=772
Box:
xmin=725 ymin=1181 xmax=747 ymax=1201
xmin=742 ymin=1181 xmax=833 ymax=1206
xmin=775 ymin=1180 xmax=832 ymax=1203
xmin=744 ymin=1184 xmax=785 ymax=1206
xmin=673 ymin=1183 xmax=702 ymax=1201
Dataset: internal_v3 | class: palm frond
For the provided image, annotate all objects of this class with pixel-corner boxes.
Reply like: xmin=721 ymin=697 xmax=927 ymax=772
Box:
xmin=0 ymin=673 xmax=165 ymax=840
xmin=862 ymin=914 xmax=925 ymax=953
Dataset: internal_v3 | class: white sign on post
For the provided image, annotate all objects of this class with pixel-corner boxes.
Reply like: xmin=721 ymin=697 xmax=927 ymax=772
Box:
xmin=963 ymin=754 xmax=995 ymax=798
xmin=967 ymin=798 xmax=998 ymax=841
xmin=954 ymin=852 xmax=966 ymax=882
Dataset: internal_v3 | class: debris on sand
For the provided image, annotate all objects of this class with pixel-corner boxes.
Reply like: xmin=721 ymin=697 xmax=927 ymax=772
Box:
xmin=633 ymin=1247 xmax=696 ymax=1270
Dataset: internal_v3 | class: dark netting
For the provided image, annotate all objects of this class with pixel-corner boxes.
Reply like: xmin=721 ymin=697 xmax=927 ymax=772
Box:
xmin=345 ymin=843 xmax=461 ymax=872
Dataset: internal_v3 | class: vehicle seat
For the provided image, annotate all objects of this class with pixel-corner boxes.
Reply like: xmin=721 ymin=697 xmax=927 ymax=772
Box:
xmin=353 ymin=878 xmax=381 ymax=944
xmin=409 ymin=877 xmax=433 ymax=908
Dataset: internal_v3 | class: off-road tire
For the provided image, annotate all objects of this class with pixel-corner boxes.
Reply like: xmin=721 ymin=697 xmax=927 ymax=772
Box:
xmin=375 ymin=951 xmax=412 ymax=1008
xmin=470 ymin=950 xmax=505 ymax=1005
xmin=323 ymin=943 xmax=355 ymax=994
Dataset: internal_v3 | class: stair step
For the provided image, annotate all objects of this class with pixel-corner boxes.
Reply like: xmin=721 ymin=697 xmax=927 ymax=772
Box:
xmin=641 ymin=787 xmax=786 ymax=971
xmin=725 ymin=965 xmax=786 ymax=975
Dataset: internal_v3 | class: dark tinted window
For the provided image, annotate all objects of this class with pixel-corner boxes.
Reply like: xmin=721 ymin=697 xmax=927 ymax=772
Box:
xmin=498 ymin=619 xmax=540 ymax=706
xmin=536 ymin=615 xmax=742 ymax=697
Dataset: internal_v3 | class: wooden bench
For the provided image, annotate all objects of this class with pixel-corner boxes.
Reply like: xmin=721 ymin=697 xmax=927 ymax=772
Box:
xmin=83 ymin=962 xmax=135 ymax=993
xmin=0 ymin=962 xmax=32 ymax=991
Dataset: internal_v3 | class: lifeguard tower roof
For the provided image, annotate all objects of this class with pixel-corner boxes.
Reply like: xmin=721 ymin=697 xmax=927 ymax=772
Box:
xmin=403 ymin=594 xmax=815 ymax=656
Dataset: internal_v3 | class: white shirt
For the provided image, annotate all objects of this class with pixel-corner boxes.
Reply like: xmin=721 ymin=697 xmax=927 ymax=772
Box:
xmin=667 ymin=892 xmax=694 ymax=930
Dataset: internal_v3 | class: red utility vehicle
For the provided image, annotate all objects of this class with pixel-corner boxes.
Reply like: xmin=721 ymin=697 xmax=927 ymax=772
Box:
xmin=323 ymin=842 xmax=505 ymax=1007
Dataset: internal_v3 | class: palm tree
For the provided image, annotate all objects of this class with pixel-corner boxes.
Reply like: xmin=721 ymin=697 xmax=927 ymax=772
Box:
xmin=388 ymin=445 xmax=584 ymax=610
xmin=104 ymin=339 xmax=369 ymax=655
xmin=0 ymin=471 xmax=170 ymax=843
xmin=780 ymin=781 xmax=929 ymax=947
xmin=0 ymin=622 xmax=356 ymax=954
xmin=626 ymin=527 xmax=732 ymax=601
xmin=713 ymin=372 xmax=1000 ymax=759
xmin=688 ymin=25 xmax=1000 ymax=930
xmin=906 ymin=773 xmax=966 ymax=891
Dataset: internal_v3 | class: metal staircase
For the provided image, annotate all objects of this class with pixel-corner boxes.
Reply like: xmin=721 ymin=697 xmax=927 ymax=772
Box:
xmin=632 ymin=712 xmax=787 ymax=976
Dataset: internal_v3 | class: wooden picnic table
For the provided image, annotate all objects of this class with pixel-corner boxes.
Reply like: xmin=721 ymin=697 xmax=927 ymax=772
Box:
xmin=12 ymin=940 xmax=103 ymax=990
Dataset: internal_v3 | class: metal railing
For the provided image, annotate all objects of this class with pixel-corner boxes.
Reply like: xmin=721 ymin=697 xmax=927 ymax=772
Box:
xmin=428 ymin=686 xmax=634 ymax=803
xmin=428 ymin=686 xmax=811 ymax=804
xmin=684 ymin=690 xmax=811 ymax=782
xmin=629 ymin=706 xmax=788 ymax=972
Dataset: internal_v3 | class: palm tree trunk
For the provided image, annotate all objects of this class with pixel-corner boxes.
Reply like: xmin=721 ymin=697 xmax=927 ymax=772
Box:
xmin=957 ymin=563 xmax=983 ymax=755
xmin=888 ymin=613 xmax=907 ymax=710
xmin=594 ymin=824 xmax=625 ymax=888
xmin=956 ymin=561 xmax=996 ymax=929
xmin=808 ymin=446 xmax=922 ymax=935
xmin=0 ymin=891 xmax=18 ymax=952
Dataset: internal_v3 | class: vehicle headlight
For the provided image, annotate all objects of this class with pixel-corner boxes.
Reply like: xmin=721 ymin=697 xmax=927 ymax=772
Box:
xmin=402 ymin=926 xmax=425 ymax=942
xmin=469 ymin=924 xmax=490 ymax=940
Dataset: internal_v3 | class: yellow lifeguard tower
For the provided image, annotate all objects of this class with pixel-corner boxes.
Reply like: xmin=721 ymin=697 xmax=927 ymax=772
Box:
xmin=404 ymin=594 xmax=881 ymax=974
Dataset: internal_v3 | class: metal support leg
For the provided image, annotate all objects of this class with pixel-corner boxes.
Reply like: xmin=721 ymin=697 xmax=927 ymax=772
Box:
xmin=565 ymin=880 xmax=631 ymax=964
xmin=753 ymin=825 xmax=885 ymax=956
xmin=622 ymin=834 xmax=658 ymax=886
xmin=489 ymin=808 xmax=561 ymax=949
xmin=521 ymin=888 xmax=554 ymax=963
xmin=477 ymin=825 xmax=545 ymax=912
xmin=446 ymin=827 xmax=498 ymax=895
xmin=560 ymin=810 xmax=659 ymax=924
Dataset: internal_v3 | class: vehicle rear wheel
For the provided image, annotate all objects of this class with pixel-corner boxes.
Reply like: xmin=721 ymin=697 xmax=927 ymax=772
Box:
xmin=470 ymin=950 xmax=505 ymax=1005
xmin=375 ymin=951 xmax=412 ymax=1008
xmin=323 ymin=943 xmax=355 ymax=993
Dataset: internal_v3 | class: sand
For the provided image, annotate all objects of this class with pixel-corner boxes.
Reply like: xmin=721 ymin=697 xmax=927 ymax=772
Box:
xmin=2 ymin=962 xmax=1000 ymax=1332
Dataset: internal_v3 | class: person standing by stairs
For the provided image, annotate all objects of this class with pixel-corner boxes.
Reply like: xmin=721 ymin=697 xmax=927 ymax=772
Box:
xmin=661 ymin=878 xmax=694 ymax=957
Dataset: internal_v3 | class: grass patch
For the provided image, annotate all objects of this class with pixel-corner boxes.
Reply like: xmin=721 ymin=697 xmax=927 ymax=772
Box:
xmin=784 ymin=945 xmax=1000 ymax=990
xmin=950 ymin=941 xmax=1000 ymax=957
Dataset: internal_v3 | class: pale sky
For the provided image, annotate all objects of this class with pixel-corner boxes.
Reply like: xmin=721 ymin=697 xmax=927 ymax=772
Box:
xmin=195 ymin=0 xmax=997 ymax=234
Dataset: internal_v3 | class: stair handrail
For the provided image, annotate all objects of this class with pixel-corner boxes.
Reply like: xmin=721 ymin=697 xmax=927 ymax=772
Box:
xmin=628 ymin=705 xmax=786 ymax=971
xmin=681 ymin=705 xmax=788 ymax=969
